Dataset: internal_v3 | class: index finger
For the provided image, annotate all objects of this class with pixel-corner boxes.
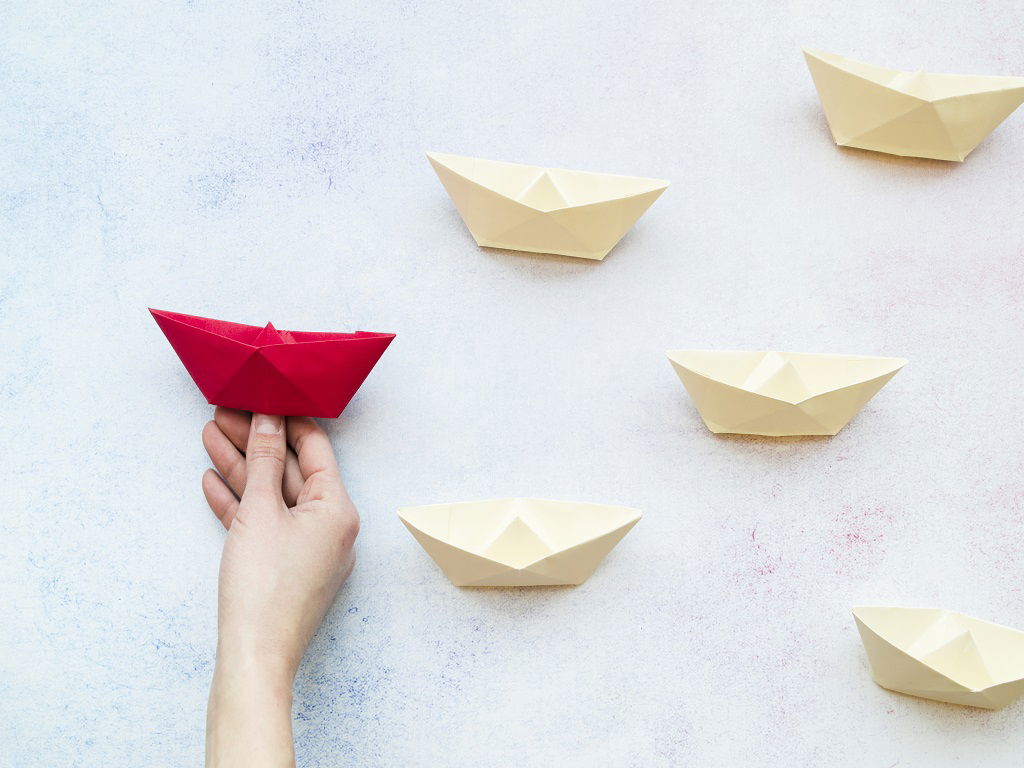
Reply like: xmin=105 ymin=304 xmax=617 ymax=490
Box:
xmin=286 ymin=417 xmax=342 ymax=483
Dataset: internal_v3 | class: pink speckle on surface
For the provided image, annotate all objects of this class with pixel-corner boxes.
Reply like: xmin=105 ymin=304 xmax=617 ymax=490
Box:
xmin=827 ymin=505 xmax=896 ymax=576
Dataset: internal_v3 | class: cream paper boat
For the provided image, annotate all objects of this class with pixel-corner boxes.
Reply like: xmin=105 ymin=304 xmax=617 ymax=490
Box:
xmin=398 ymin=498 xmax=641 ymax=586
xmin=427 ymin=152 xmax=669 ymax=260
xmin=666 ymin=350 xmax=906 ymax=436
xmin=804 ymin=48 xmax=1024 ymax=161
xmin=854 ymin=606 xmax=1024 ymax=709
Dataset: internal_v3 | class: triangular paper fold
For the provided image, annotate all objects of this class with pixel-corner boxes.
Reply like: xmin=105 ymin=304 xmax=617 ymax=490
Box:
xmin=804 ymin=48 xmax=1024 ymax=161
xmin=398 ymin=498 xmax=641 ymax=586
xmin=427 ymin=152 xmax=669 ymax=260
xmin=666 ymin=350 xmax=905 ymax=436
xmin=150 ymin=308 xmax=395 ymax=418
xmin=853 ymin=606 xmax=1024 ymax=709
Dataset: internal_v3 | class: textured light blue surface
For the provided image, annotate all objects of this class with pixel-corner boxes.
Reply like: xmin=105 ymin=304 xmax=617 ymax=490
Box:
xmin=3 ymin=1 xmax=1024 ymax=766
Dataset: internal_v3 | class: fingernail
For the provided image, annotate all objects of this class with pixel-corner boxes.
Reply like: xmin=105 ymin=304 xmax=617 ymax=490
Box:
xmin=255 ymin=413 xmax=282 ymax=435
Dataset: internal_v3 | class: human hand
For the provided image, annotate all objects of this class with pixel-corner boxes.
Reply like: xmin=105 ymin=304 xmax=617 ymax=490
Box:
xmin=200 ymin=408 xmax=359 ymax=767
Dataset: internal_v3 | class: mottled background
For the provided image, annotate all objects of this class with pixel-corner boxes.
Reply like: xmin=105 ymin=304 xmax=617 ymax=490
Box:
xmin=3 ymin=1 xmax=1024 ymax=766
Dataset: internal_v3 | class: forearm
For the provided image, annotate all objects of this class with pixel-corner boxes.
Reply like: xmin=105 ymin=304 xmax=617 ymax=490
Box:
xmin=206 ymin=648 xmax=296 ymax=768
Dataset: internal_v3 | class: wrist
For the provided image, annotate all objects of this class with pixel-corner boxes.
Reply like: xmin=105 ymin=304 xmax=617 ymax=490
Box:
xmin=214 ymin=636 xmax=299 ymax=693
xmin=207 ymin=647 xmax=296 ymax=768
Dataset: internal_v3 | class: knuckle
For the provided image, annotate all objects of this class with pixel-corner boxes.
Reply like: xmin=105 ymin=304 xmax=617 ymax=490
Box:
xmin=340 ymin=511 xmax=360 ymax=545
xmin=291 ymin=430 xmax=310 ymax=456
xmin=246 ymin=445 xmax=285 ymax=465
xmin=226 ymin=464 xmax=247 ymax=492
xmin=226 ymin=452 xmax=246 ymax=474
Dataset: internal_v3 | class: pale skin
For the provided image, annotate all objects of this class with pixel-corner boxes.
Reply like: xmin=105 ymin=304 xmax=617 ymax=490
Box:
xmin=200 ymin=407 xmax=359 ymax=768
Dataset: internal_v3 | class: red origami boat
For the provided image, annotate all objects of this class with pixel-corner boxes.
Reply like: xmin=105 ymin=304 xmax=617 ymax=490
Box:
xmin=150 ymin=309 xmax=395 ymax=418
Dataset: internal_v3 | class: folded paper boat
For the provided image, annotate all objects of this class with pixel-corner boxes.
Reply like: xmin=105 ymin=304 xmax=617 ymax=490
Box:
xmin=398 ymin=498 xmax=641 ymax=586
xmin=150 ymin=309 xmax=395 ymax=418
xmin=854 ymin=606 xmax=1024 ymax=709
xmin=427 ymin=152 xmax=669 ymax=260
xmin=804 ymin=47 xmax=1024 ymax=161
xmin=666 ymin=350 xmax=906 ymax=436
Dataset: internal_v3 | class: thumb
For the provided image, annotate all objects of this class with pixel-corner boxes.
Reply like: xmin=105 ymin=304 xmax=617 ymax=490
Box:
xmin=243 ymin=413 xmax=287 ymax=502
